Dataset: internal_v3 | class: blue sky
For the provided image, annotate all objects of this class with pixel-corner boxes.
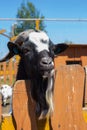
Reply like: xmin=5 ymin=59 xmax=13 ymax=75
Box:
xmin=0 ymin=0 xmax=87 ymax=58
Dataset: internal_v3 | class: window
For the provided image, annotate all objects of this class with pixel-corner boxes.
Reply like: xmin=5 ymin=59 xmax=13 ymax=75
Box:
xmin=66 ymin=61 xmax=82 ymax=65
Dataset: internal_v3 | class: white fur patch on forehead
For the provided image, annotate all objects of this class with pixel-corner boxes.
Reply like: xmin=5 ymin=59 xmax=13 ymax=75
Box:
xmin=29 ymin=31 xmax=50 ymax=52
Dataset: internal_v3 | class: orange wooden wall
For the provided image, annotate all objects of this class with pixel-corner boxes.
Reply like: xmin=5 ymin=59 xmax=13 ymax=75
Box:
xmin=55 ymin=44 xmax=87 ymax=67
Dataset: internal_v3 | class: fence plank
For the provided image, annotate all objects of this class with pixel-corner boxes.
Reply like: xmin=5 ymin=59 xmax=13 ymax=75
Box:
xmin=12 ymin=80 xmax=37 ymax=130
xmin=9 ymin=59 xmax=13 ymax=85
xmin=51 ymin=65 xmax=87 ymax=130
xmin=0 ymin=58 xmax=18 ymax=85
xmin=3 ymin=62 xmax=6 ymax=83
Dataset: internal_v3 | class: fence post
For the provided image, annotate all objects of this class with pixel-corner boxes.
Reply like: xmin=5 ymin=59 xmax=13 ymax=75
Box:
xmin=3 ymin=62 xmax=6 ymax=84
xmin=13 ymin=80 xmax=37 ymax=130
xmin=35 ymin=20 xmax=40 ymax=30
xmin=9 ymin=59 xmax=13 ymax=85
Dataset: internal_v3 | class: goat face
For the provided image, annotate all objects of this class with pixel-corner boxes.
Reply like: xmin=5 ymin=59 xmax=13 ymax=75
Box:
xmin=0 ymin=30 xmax=68 ymax=119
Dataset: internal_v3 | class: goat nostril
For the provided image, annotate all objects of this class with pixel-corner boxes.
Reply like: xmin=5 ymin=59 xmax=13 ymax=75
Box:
xmin=42 ymin=61 xmax=48 ymax=64
xmin=41 ymin=57 xmax=53 ymax=65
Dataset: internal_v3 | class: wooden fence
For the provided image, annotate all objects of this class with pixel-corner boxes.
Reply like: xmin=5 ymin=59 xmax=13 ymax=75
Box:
xmin=1 ymin=65 xmax=87 ymax=129
xmin=0 ymin=56 xmax=20 ymax=85
xmin=12 ymin=65 xmax=87 ymax=130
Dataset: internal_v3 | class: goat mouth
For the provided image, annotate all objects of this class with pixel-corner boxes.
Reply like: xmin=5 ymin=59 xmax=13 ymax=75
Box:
xmin=40 ymin=69 xmax=54 ymax=79
xmin=39 ymin=65 xmax=54 ymax=78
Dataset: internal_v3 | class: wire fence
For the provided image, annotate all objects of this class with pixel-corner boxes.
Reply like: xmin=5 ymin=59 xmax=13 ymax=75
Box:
xmin=0 ymin=18 xmax=87 ymax=22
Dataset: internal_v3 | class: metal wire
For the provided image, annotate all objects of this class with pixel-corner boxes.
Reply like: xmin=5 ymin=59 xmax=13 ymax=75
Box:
xmin=0 ymin=18 xmax=87 ymax=22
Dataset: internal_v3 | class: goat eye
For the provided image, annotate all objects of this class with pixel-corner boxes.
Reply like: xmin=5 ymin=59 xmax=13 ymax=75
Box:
xmin=23 ymin=49 xmax=29 ymax=54
xmin=23 ymin=48 xmax=31 ymax=54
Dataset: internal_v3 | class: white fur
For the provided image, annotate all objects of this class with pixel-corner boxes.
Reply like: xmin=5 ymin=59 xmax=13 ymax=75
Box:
xmin=0 ymin=84 xmax=12 ymax=106
xmin=29 ymin=31 xmax=50 ymax=52
xmin=46 ymin=69 xmax=55 ymax=117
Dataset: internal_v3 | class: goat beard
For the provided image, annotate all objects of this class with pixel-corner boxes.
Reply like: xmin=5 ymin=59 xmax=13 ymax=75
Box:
xmin=31 ymin=69 xmax=55 ymax=120
xmin=38 ymin=69 xmax=55 ymax=120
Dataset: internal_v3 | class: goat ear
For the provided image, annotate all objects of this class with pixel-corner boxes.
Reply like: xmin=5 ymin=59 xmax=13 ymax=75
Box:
xmin=52 ymin=43 xmax=68 ymax=57
xmin=8 ymin=42 xmax=21 ymax=55
xmin=0 ymin=42 xmax=16 ymax=62
xmin=0 ymin=41 xmax=22 ymax=62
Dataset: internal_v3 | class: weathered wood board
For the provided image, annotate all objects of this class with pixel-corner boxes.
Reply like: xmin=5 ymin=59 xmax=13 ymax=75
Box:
xmin=51 ymin=65 xmax=87 ymax=130
xmin=12 ymin=80 xmax=37 ymax=130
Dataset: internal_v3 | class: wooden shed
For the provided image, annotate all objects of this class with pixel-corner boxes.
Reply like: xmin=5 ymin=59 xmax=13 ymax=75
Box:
xmin=54 ymin=44 xmax=87 ymax=107
xmin=55 ymin=44 xmax=87 ymax=67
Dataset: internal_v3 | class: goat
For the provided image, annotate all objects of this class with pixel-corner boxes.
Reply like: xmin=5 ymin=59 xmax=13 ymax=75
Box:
xmin=0 ymin=84 xmax=12 ymax=114
xmin=0 ymin=84 xmax=12 ymax=106
xmin=0 ymin=29 xmax=68 ymax=119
